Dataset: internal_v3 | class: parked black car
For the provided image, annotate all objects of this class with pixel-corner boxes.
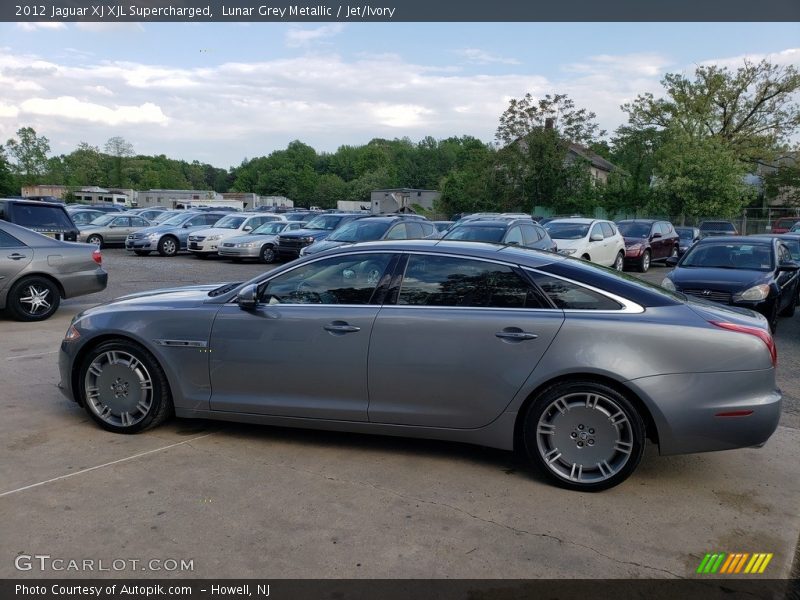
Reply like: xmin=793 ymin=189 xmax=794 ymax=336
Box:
xmin=276 ymin=213 xmax=367 ymax=260
xmin=616 ymin=220 xmax=680 ymax=272
xmin=301 ymin=216 xmax=440 ymax=256
xmin=663 ymin=236 xmax=799 ymax=332
xmin=443 ymin=218 xmax=557 ymax=252
xmin=0 ymin=198 xmax=79 ymax=241
xmin=675 ymin=226 xmax=701 ymax=256
xmin=698 ymin=220 xmax=738 ymax=237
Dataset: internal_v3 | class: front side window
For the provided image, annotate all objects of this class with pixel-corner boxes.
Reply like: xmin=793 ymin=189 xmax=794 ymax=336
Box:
xmin=261 ymin=253 xmax=393 ymax=305
xmin=529 ymin=273 xmax=622 ymax=310
xmin=504 ymin=226 xmax=524 ymax=245
xmin=384 ymin=223 xmax=410 ymax=240
xmin=600 ymin=222 xmax=615 ymax=238
xmin=215 ymin=216 xmax=246 ymax=229
xmin=398 ymin=255 xmax=544 ymax=308
xmin=111 ymin=217 xmax=129 ymax=227
xmin=590 ymin=223 xmax=604 ymax=239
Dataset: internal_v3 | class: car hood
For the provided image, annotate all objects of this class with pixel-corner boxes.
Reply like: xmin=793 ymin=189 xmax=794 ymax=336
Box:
xmin=304 ymin=239 xmax=347 ymax=254
xmin=81 ymin=284 xmax=229 ymax=315
xmin=669 ymin=267 xmax=770 ymax=291
xmin=136 ymin=223 xmax=189 ymax=234
xmin=192 ymin=227 xmax=243 ymax=237
xmin=623 ymin=236 xmax=648 ymax=246
xmin=552 ymin=238 xmax=587 ymax=250
xmin=224 ymin=233 xmax=279 ymax=245
xmin=281 ymin=228 xmax=333 ymax=239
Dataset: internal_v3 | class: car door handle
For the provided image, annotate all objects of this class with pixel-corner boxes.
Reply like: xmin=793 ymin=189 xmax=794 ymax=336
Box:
xmin=495 ymin=330 xmax=538 ymax=341
xmin=324 ymin=322 xmax=361 ymax=334
xmin=7 ymin=253 xmax=27 ymax=260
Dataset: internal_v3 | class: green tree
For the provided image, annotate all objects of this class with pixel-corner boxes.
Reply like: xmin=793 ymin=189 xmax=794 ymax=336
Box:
xmin=104 ymin=136 xmax=134 ymax=187
xmin=0 ymin=145 xmax=16 ymax=195
xmin=5 ymin=127 xmax=50 ymax=186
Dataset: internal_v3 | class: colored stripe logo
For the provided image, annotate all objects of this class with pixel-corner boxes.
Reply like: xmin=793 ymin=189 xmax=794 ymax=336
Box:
xmin=697 ymin=552 xmax=773 ymax=574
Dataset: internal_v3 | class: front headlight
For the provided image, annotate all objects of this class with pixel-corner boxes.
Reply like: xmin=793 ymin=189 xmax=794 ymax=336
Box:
xmin=206 ymin=235 xmax=221 ymax=241
xmin=661 ymin=278 xmax=676 ymax=291
xmin=300 ymin=236 xmax=315 ymax=244
xmin=64 ymin=324 xmax=81 ymax=341
xmin=558 ymin=248 xmax=577 ymax=256
xmin=627 ymin=243 xmax=643 ymax=253
xmin=299 ymin=247 xmax=307 ymax=256
xmin=734 ymin=284 xmax=770 ymax=302
xmin=236 ymin=242 xmax=258 ymax=248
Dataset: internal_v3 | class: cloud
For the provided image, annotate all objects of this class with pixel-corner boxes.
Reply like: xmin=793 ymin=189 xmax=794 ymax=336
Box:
xmin=699 ymin=47 xmax=800 ymax=70
xmin=16 ymin=22 xmax=66 ymax=31
xmin=455 ymin=48 xmax=521 ymax=66
xmin=285 ymin=24 xmax=344 ymax=47
xmin=0 ymin=102 xmax=19 ymax=118
xmin=20 ymin=97 xmax=168 ymax=125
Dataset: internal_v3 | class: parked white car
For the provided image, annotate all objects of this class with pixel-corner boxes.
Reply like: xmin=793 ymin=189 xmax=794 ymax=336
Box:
xmin=544 ymin=218 xmax=626 ymax=270
xmin=187 ymin=213 xmax=284 ymax=257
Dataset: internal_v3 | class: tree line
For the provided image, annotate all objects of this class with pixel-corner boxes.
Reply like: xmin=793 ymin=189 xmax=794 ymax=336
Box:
xmin=1 ymin=58 xmax=798 ymax=218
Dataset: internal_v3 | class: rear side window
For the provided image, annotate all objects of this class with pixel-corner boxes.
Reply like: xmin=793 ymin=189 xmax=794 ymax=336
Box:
xmin=529 ymin=273 xmax=622 ymax=310
xmin=521 ymin=224 xmax=539 ymax=245
xmin=398 ymin=255 xmax=545 ymax=308
xmin=8 ymin=204 xmax=74 ymax=228
xmin=0 ymin=230 xmax=25 ymax=247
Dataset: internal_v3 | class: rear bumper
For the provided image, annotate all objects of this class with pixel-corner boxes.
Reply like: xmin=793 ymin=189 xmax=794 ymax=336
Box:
xmin=61 ymin=268 xmax=108 ymax=299
xmin=626 ymin=369 xmax=781 ymax=455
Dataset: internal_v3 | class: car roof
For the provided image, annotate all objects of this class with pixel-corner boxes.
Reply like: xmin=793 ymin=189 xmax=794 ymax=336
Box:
xmin=453 ymin=219 xmax=524 ymax=227
xmin=546 ymin=218 xmax=597 ymax=225
xmin=698 ymin=235 xmax=773 ymax=245
xmin=617 ymin=219 xmax=658 ymax=224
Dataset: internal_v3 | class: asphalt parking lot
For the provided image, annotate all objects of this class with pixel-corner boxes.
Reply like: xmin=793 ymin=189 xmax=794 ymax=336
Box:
xmin=1 ymin=250 xmax=799 ymax=579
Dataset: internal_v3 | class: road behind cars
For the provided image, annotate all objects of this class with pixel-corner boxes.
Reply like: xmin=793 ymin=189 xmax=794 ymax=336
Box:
xmin=0 ymin=250 xmax=798 ymax=578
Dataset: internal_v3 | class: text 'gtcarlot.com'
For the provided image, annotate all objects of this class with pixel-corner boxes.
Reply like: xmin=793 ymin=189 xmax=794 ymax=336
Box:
xmin=14 ymin=554 xmax=194 ymax=572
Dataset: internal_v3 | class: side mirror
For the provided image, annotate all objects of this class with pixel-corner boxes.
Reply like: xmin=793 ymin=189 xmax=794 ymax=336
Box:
xmin=590 ymin=233 xmax=603 ymax=242
xmin=506 ymin=240 xmax=519 ymax=246
xmin=651 ymin=232 xmax=662 ymax=239
xmin=243 ymin=225 xmax=253 ymax=232
xmin=665 ymin=256 xmax=679 ymax=267
xmin=237 ymin=283 xmax=259 ymax=310
xmin=778 ymin=261 xmax=800 ymax=272
xmin=183 ymin=223 xmax=192 ymax=228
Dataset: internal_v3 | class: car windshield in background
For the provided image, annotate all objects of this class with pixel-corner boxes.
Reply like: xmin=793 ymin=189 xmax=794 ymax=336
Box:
xmin=329 ymin=221 xmax=391 ymax=242
xmin=305 ymin=215 xmax=345 ymax=230
xmin=161 ymin=213 xmax=191 ymax=226
xmin=12 ymin=205 xmax=74 ymax=228
xmin=545 ymin=223 xmax=590 ymax=239
xmin=675 ymin=228 xmax=695 ymax=240
xmin=90 ymin=215 xmax=115 ymax=226
xmin=445 ymin=225 xmax=506 ymax=243
xmin=253 ymin=222 xmax=287 ymax=235
xmin=215 ymin=216 xmax=247 ymax=229
xmin=617 ymin=222 xmax=650 ymax=238
xmin=681 ymin=243 xmax=773 ymax=270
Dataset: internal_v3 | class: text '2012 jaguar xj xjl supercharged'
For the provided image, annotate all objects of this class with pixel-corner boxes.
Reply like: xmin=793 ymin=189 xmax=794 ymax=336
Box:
xmin=58 ymin=240 xmax=781 ymax=491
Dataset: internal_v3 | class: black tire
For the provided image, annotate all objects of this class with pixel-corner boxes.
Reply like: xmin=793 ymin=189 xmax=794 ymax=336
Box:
xmin=768 ymin=302 xmax=779 ymax=333
xmin=157 ymin=236 xmax=179 ymax=257
xmin=6 ymin=276 xmax=60 ymax=321
xmin=779 ymin=291 xmax=796 ymax=317
xmin=669 ymin=245 xmax=679 ymax=260
xmin=613 ymin=252 xmax=624 ymax=272
xmin=78 ymin=339 xmax=173 ymax=434
xmin=522 ymin=380 xmax=645 ymax=492
xmin=134 ymin=250 xmax=151 ymax=257
xmin=86 ymin=234 xmax=103 ymax=247
xmin=260 ymin=244 xmax=276 ymax=264
xmin=637 ymin=250 xmax=650 ymax=273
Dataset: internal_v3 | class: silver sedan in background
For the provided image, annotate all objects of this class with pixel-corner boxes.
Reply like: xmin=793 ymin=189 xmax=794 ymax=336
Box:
xmin=58 ymin=240 xmax=780 ymax=491
xmin=78 ymin=214 xmax=152 ymax=247
xmin=1 ymin=220 xmax=108 ymax=321
xmin=219 ymin=221 xmax=305 ymax=263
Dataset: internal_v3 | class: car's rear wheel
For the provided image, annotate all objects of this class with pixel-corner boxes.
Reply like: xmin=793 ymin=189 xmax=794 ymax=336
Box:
xmin=637 ymin=250 xmax=650 ymax=273
xmin=523 ymin=381 xmax=645 ymax=491
xmin=79 ymin=340 xmax=172 ymax=433
xmin=260 ymin=244 xmax=276 ymax=264
xmin=157 ymin=236 xmax=178 ymax=257
xmin=86 ymin=234 xmax=103 ymax=247
xmin=6 ymin=276 xmax=60 ymax=321
xmin=613 ymin=252 xmax=624 ymax=271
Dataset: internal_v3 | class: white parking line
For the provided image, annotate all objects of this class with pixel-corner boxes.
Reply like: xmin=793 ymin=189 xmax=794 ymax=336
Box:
xmin=6 ymin=350 xmax=59 ymax=361
xmin=0 ymin=433 xmax=215 ymax=498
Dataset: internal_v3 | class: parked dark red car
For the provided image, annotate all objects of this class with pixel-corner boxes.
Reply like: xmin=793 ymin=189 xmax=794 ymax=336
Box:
xmin=616 ymin=219 xmax=680 ymax=272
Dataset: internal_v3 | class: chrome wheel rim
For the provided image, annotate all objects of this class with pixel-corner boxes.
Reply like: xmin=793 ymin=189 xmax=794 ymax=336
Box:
xmin=87 ymin=236 xmax=101 ymax=245
xmin=536 ymin=392 xmax=634 ymax=484
xmin=642 ymin=252 xmax=650 ymax=271
xmin=162 ymin=238 xmax=176 ymax=255
xmin=84 ymin=350 xmax=154 ymax=427
xmin=19 ymin=284 xmax=52 ymax=315
xmin=262 ymin=246 xmax=274 ymax=262
xmin=615 ymin=254 xmax=623 ymax=271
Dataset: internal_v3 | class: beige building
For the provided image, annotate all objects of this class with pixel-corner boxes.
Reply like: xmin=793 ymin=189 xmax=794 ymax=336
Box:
xmin=370 ymin=188 xmax=440 ymax=214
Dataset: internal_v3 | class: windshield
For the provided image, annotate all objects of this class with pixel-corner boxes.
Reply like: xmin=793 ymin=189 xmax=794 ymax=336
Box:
xmin=285 ymin=213 xmax=310 ymax=221
xmin=329 ymin=221 xmax=391 ymax=242
xmin=444 ymin=225 xmax=505 ymax=242
xmin=617 ymin=222 xmax=651 ymax=238
xmin=215 ymin=215 xmax=247 ymax=229
xmin=252 ymin=222 xmax=287 ymax=235
xmin=681 ymin=243 xmax=773 ymax=271
xmin=700 ymin=221 xmax=735 ymax=231
xmin=675 ymin=227 xmax=695 ymax=240
xmin=90 ymin=214 xmax=115 ymax=226
xmin=545 ymin=222 xmax=590 ymax=240
xmin=160 ymin=213 xmax=191 ymax=226
xmin=11 ymin=204 xmax=75 ymax=228
xmin=305 ymin=215 xmax=345 ymax=230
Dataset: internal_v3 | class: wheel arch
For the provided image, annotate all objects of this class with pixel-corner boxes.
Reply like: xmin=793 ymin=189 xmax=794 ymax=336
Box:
xmin=512 ymin=373 xmax=661 ymax=453
xmin=11 ymin=272 xmax=66 ymax=299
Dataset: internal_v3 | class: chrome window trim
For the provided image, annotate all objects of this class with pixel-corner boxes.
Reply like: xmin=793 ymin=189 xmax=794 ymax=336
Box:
xmin=522 ymin=267 xmax=645 ymax=314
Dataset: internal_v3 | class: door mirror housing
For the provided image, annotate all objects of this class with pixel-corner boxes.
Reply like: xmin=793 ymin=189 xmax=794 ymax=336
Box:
xmin=237 ymin=283 xmax=259 ymax=310
xmin=590 ymin=233 xmax=604 ymax=242
xmin=243 ymin=225 xmax=253 ymax=232
xmin=651 ymin=232 xmax=662 ymax=239
xmin=778 ymin=261 xmax=800 ymax=272
xmin=665 ymin=256 xmax=679 ymax=267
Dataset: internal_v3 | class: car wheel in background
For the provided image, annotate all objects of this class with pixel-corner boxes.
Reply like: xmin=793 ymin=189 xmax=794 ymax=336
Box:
xmin=637 ymin=250 xmax=651 ymax=273
xmin=79 ymin=340 xmax=173 ymax=433
xmin=614 ymin=252 xmax=624 ymax=271
xmin=670 ymin=246 xmax=679 ymax=260
xmin=6 ymin=276 xmax=60 ymax=321
xmin=157 ymin=236 xmax=178 ymax=257
xmin=523 ymin=380 xmax=645 ymax=491
xmin=86 ymin=234 xmax=103 ymax=247
xmin=260 ymin=244 xmax=276 ymax=264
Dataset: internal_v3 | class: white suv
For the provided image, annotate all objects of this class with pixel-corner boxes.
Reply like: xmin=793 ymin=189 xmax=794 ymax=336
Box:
xmin=187 ymin=213 xmax=284 ymax=257
xmin=544 ymin=218 xmax=626 ymax=270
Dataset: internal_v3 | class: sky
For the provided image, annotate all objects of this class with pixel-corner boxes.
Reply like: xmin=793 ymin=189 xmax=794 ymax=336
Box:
xmin=0 ymin=21 xmax=798 ymax=169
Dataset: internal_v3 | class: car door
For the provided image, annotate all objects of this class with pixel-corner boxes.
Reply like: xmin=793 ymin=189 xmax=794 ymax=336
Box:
xmin=0 ymin=228 xmax=33 ymax=295
xmin=108 ymin=216 xmax=131 ymax=243
xmin=592 ymin=222 xmax=613 ymax=265
xmin=776 ymin=242 xmax=799 ymax=311
xmin=367 ymin=253 xmax=565 ymax=428
xmin=208 ymin=252 xmax=396 ymax=420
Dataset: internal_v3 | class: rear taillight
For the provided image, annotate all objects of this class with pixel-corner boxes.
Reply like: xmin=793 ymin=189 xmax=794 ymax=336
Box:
xmin=710 ymin=320 xmax=777 ymax=367
xmin=92 ymin=249 xmax=102 ymax=265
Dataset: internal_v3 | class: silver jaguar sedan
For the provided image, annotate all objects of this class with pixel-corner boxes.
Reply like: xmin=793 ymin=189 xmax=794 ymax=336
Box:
xmin=58 ymin=240 xmax=781 ymax=491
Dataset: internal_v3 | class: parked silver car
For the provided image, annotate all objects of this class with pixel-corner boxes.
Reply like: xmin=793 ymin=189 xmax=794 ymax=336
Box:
xmin=219 ymin=221 xmax=305 ymax=263
xmin=78 ymin=214 xmax=152 ymax=247
xmin=1 ymin=220 xmax=107 ymax=321
xmin=58 ymin=241 xmax=781 ymax=491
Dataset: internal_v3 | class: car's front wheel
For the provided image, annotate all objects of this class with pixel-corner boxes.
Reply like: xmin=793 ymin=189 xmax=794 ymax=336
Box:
xmin=613 ymin=252 xmax=624 ymax=271
xmin=523 ymin=380 xmax=645 ymax=491
xmin=6 ymin=276 xmax=60 ymax=321
xmin=637 ymin=250 xmax=650 ymax=273
xmin=157 ymin=236 xmax=178 ymax=257
xmin=86 ymin=234 xmax=103 ymax=247
xmin=79 ymin=340 xmax=173 ymax=433
xmin=260 ymin=244 xmax=276 ymax=264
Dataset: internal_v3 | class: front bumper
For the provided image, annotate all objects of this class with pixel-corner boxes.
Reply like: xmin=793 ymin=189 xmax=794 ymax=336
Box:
xmin=218 ymin=246 xmax=261 ymax=258
xmin=125 ymin=239 xmax=156 ymax=251
xmin=188 ymin=241 xmax=220 ymax=254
